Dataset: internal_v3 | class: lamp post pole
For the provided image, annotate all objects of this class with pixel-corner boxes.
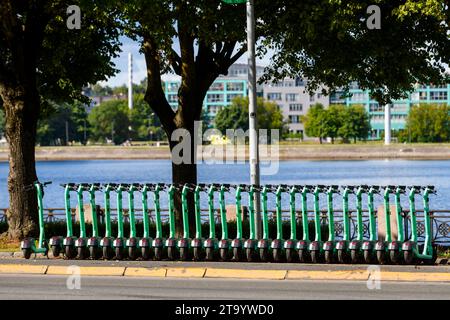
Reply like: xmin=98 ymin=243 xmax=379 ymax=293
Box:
xmin=222 ymin=0 xmax=261 ymax=238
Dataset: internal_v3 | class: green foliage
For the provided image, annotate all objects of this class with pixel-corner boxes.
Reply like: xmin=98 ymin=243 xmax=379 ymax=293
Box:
xmin=214 ymin=97 xmax=287 ymax=134
xmin=403 ymin=104 xmax=450 ymax=142
xmin=88 ymin=99 xmax=130 ymax=145
xmin=303 ymin=104 xmax=371 ymax=143
xmin=37 ymin=102 xmax=88 ymax=146
xmin=129 ymin=94 xmax=165 ymax=141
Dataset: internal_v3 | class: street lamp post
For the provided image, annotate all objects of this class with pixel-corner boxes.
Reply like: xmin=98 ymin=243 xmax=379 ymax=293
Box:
xmin=222 ymin=0 xmax=261 ymax=239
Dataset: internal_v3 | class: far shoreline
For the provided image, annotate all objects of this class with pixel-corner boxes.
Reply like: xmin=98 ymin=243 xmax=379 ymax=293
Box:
xmin=0 ymin=144 xmax=449 ymax=162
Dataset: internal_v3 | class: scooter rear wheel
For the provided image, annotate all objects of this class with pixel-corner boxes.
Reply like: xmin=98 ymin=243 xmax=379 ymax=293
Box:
xmin=154 ymin=247 xmax=163 ymax=261
xmin=376 ymin=250 xmax=386 ymax=265
xmin=179 ymin=247 xmax=189 ymax=261
xmin=51 ymin=245 xmax=61 ymax=258
xmin=205 ymin=248 xmax=215 ymax=261
xmin=273 ymin=249 xmax=283 ymax=263
xmin=141 ymin=247 xmax=152 ymax=261
xmin=298 ymin=249 xmax=309 ymax=263
xmin=22 ymin=248 xmax=32 ymax=260
xmin=65 ymin=246 xmax=76 ymax=259
xmin=259 ymin=248 xmax=270 ymax=262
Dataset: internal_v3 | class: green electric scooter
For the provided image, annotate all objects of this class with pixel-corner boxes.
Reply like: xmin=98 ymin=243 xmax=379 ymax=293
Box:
xmin=191 ymin=184 xmax=205 ymax=261
xmin=323 ymin=185 xmax=340 ymax=264
xmin=218 ymin=185 xmax=232 ymax=261
xmin=60 ymin=184 xmax=78 ymax=259
xmin=152 ymin=183 xmax=165 ymax=261
xmin=138 ymin=184 xmax=153 ymax=260
xmin=112 ymin=184 xmax=128 ymax=260
xmin=178 ymin=184 xmax=193 ymax=261
xmin=297 ymin=185 xmax=314 ymax=263
xmin=21 ymin=181 xmax=53 ymax=259
xmin=203 ymin=184 xmax=218 ymax=261
xmin=86 ymin=183 xmax=102 ymax=259
xmin=348 ymin=185 xmax=367 ymax=263
xmin=335 ymin=186 xmax=356 ymax=264
xmin=284 ymin=185 xmax=300 ymax=263
xmin=100 ymin=183 xmax=115 ymax=260
xmin=165 ymin=184 xmax=179 ymax=260
xmin=257 ymin=185 xmax=272 ymax=262
xmin=361 ymin=186 xmax=381 ymax=263
xmin=387 ymin=185 xmax=407 ymax=264
xmin=271 ymin=185 xmax=288 ymax=262
xmin=402 ymin=186 xmax=438 ymax=265
xmin=125 ymin=183 xmax=142 ymax=260
xmin=231 ymin=185 xmax=245 ymax=262
xmin=375 ymin=186 xmax=395 ymax=264
xmin=244 ymin=185 xmax=259 ymax=262
xmin=308 ymin=185 xmax=327 ymax=263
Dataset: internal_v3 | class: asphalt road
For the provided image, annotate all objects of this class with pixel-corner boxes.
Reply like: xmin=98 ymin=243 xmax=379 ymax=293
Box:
xmin=0 ymin=274 xmax=449 ymax=300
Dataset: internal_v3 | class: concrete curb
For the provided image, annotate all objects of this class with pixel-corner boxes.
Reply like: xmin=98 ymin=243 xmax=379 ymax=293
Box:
xmin=1 ymin=264 xmax=450 ymax=282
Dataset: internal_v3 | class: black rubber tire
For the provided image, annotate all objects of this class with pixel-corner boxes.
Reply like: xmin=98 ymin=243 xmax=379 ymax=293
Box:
xmin=246 ymin=248 xmax=257 ymax=262
xmin=193 ymin=247 xmax=204 ymax=261
xmin=350 ymin=249 xmax=360 ymax=264
xmin=220 ymin=248 xmax=229 ymax=261
xmin=154 ymin=247 xmax=163 ymax=261
xmin=363 ymin=250 xmax=372 ymax=264
xmin=376 ymin=250 xmax=386 ymax=265
xmin=89 ymin=246 xmax=100 ymax=260
xmin=310 ymin=250 xmax=320 ymax=264
xmin=102 ymin=246 xmax=114 ymax=260
xmin=115 ymin=247 xmax=124 ymax=260
xmin=141 ymin=247 xmax=152 ymax=261
xmin=233 ymin=247 xmax=243 ymax=262
xmin=65 ymin=246 xmax=76 ymax=259
xmin=22 ymin=248 xmax=32 ymax=260
xmin=205 ymin=248 xmax=215 ymax=261
xmin=179 ymin=247 xmax=189 ymax=261
xmin=403 ymin=250 xmax=414 ymax=265
xmin=51 ymin=245 xmax=61 ymax=258
xmin=128 ymin=246 xmax=139 ymax=260
xmin=423 ymin=245 xmax=438 ymax=265
xmin=324 ymin=250 xmax=333 ymax=264
xmin=285 ymin=249 xmax=295 ymax=263
xmin=167 ymin=246 xmax=178 ymax=261
xmin=389 ymin=249 xmax=400 ymax=264
xmin=259 ymin=248 xmax=270 ymax=262
xmin=337 ymin=249 xmax=347 ymax=264
xmin=273 ymin=249 xmax=283 ymax=263
xmin=77 ymin=247 xmax=88 ymax=260
xmin=298 ymin=249 xmax=309 ymax=263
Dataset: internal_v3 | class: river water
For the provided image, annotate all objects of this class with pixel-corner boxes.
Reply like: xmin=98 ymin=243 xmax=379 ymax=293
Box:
xmin=0 ymin=159 xmax=448 ymax=210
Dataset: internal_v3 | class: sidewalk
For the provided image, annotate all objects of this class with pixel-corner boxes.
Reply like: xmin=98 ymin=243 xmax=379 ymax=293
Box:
xmin=0 ymin=254 xmax=449 ymax=282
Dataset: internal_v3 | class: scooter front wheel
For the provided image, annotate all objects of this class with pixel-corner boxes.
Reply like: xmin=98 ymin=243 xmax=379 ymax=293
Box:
xmin=273 ymin=249 xmax=283 ymax=263
xmin=77 ymin=247 xmax=88 ymax=260
xmin=128 ymin=246 xmax=139 ymax=260
xmin=423 ymin=245 xmax=438 ymax=265
xmin=89 ymin=246 xmax=101 ymax=260
xmin=141 ymin=247 xmax=152 ymax=261
xmin=310 ymin=250 xmax=320 ymax=263
xmin=233 ymin=248 xmax=243 ymax=262
xmin=389 ymin=250 xmax=400 ymax=264
xmin=179 ymin=247 xmax=189 ymax=261
xmin=193 ymin=247 xmax=204 ymax=261
xmin=363 ymin=250 xmax=373 ymax=264
xmin=376 ymin=250 xmax=386 ymax=265
xmin=167 ymin=246 xmax=178 ymax=261
xmin=115 ymin=247 xmax=125 ymax=260
xmin=403 ymin=250 xmax=414 ymax=265
xmin=350 ymin=249 xmax=360 ymax=264
xmin=324 ymin=250 xmax=333 ymax=264
xmin=65 ymin=246 xmax=76 ymax=259
xmin=298 ymin=249 xmax=309 ymax=263
xmin=285 ymin=249 xmax=295 ymax=263
xmin=337 ymin=249 xmax=348 ymax=264
xmin=102 ymin=246 xmax=114 ymax=260
xmin=205 ymin=248 xmax=215 ymax=261
xmin=219 ymin=248 xmax=229 ymax=261
xmin=154 ymin=247 xmax=163 ymax=261
xmin=22 ymin=248 xmax=32 ymax=260
xmin=51 ymin=245 xmax=61 ymax=258
xmin=259 ymin=248 xmax=270 ymax=262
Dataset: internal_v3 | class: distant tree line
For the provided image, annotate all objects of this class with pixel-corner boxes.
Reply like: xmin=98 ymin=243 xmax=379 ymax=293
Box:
xmin=302 ymin=103 xmax=371 ymax=143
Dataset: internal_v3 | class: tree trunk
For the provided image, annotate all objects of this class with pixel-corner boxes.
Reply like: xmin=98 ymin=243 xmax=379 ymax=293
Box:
xmin=1 ymin=87 xmax=39 ymax=240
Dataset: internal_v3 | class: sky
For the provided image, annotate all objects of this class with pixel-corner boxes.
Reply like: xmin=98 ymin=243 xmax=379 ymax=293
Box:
xmin=103 ymin=37 xmax=273 ymax=87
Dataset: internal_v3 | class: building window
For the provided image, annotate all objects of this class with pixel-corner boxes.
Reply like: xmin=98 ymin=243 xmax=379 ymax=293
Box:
xmin=286 ymin=93 xmax=299 ymax=102
xmin=267 ymin=93 xmax=282 ymax=101
xmin=351 ymin=92 xmax=367 ymax=102
xmin=288 ymin=115 xmax=300 ymax=124
xmin=369 ymin=103 xmax=383 ymax=112
xmin=289 ymin=104 xmax=303 ymax=112
xmin=284 ymin=80 xmax=294 ymax=87
xmin=295 ymin=78 xmax=305 ymax=87
xmin=210 ymin=82 xmax=224 ymax=91
xmin=309 ymin=94 xmax=315 ymax=102
xmin=227 ymin=93 xmax=243 ymax=103
xmin=430 ymin=91 xmax=448 ymax=100
xmin=226 ymin=82 xmax=244 ymax=91
xmin=207 ymin=94 xmax=224 ymax=103
xmin=419 ymin=91 xmax=428 ymax=100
